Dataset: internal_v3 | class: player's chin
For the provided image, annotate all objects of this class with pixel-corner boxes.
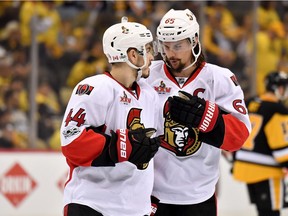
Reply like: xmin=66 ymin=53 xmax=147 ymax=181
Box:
xmin=167 ymin=61 xmax=178 ymax=69
xmin=141 ymin=69 xmax=150 ymax=79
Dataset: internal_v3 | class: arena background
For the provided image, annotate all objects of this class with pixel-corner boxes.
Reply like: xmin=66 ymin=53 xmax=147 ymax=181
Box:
xmin=0 ymin=1 xmax=287 ymax=215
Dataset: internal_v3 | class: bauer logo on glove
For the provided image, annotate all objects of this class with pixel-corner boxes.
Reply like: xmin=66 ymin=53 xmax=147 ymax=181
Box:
xmin=109 ymin=128 xmax=160 ymax=165
xmin=168 ymin=91 xmax=220 ymax=133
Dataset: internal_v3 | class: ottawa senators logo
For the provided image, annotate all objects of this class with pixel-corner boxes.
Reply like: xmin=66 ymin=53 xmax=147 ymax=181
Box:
xmin=127 ymin=108 xmax=149 ymax=169
xmin=127 ymin=108 xmax=144 ymax=130
xmin=122 ymin=26 xmax=129 ymax=34
xmin=186 ymin=13 xmax=194 ymax=21
xmin=230 ymin=75 xmax=239 ymax=86
xmin=160 ymin=100 xmax=202 ymax=156
xmin=76 ymin=84 xmax=94 ymax=95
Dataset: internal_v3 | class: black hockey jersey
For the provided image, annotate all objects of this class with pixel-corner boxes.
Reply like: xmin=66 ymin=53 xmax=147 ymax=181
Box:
xmin=233 ymin=93 xmax=288 ymax=183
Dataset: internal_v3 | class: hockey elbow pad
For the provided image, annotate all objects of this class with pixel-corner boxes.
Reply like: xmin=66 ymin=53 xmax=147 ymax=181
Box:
xmin=109 ymin=128 xmax=160 ymax=165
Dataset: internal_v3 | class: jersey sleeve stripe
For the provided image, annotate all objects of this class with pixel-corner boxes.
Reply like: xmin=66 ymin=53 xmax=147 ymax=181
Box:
xmin=62 ymin=129 xmax=106 ymax=167
xmin=221 ymin=114 xmax=250 ymax=151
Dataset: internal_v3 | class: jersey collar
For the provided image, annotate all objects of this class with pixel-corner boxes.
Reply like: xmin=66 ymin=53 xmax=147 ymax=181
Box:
xmin=163 ymin=62 xmax=206 ymax=88
xmin=104 ymin=72 xmax=141 ymax=99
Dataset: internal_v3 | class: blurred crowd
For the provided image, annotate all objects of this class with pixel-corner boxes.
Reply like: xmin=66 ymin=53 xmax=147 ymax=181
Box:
xmin=0 ymin=1 xmax=287 ymax=150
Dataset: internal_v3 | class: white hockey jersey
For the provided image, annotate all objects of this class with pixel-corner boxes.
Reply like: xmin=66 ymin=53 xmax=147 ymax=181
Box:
xmin=60 ymin=72 xmax=159 ymax=216
xmin=146 ymin=60 xmax=251 ymax=204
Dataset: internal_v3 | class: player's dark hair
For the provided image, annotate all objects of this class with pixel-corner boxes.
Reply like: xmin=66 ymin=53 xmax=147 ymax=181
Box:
xmin=195 ymin=50 xmax=205 ymax=67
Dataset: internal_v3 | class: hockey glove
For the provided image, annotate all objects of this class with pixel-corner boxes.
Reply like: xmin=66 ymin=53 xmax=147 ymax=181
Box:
xmin=150 ymin=196 xmax=160 ymax=216
xmin=109 ymin=128 xmax=160 ymax=165
xmin=168 ymin=91 xmax=220 ymax=133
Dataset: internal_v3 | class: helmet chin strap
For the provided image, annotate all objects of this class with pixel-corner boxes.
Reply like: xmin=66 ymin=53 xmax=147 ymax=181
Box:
xmin=136 ymin=69 xmax=143 ymax=81
xmin=126 ymin=48 xmax=147 ymax=81
xmin=126 ymin=57 xmax=146 ymax=81
xmin=182 ymin=41 xmax=201 ymax=71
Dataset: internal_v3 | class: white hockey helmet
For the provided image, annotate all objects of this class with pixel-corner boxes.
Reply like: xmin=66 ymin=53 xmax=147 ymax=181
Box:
xmin=157 ymin=9 xmax=201 ymax=69
xmin=103 ymin=17 xmax=153 ymax=70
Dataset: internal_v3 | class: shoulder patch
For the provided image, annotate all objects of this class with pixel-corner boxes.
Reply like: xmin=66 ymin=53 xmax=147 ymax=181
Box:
xmin=230 ymin=75 xmax=239 ymax=86
xmin=76 ymin=84 xmax=94 ymax=95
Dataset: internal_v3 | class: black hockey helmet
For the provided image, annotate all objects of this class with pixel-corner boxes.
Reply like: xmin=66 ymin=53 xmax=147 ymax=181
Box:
xmin=265 ymin=71 xmax=288 ymax=92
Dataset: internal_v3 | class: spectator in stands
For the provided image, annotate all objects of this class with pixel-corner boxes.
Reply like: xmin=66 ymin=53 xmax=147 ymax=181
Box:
xmin=203 ymin=7 xmax=236 ymax=68
xmin=36 ymin=79 xmax=61 ymax=116
xmin=19 ymin=1 xmax=61 ymax=52
xmin=36 ymin=80 xmax=61 ymax=146
xmin=113 ymin=1 xmax=153 ymax=27
xmin=0 ymin=20 xmax=22 ymax=52
xmin=255 ymin=21 xmax=285 ymax=95
xmin=10 ymin=76 xmax=29 ymax=113
xmin=0 ymin=56 xmax=13 ymax=107
xmin=66 ymin=39 xmax=107 ymax=89
xmin=3 ymin=89 xmax=28 ymax=137
xmin=257 ymin=1 xmax=281 ymax=31
xmin=0 ymin=105 xmax=27 ymax=149
xmin=279 ymin=12 xmax=288 ymax=73
xmin=207 ymin=1 xmax=243 ymax=42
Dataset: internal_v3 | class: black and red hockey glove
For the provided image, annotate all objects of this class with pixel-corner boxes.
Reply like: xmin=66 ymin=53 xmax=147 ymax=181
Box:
xmin=168 ymin=91 xmax=220 ymax=133
xmin=109 ymin=128 xmax=160 ymax=165
xmin=150 ymin=195 xmax=160 ymax=216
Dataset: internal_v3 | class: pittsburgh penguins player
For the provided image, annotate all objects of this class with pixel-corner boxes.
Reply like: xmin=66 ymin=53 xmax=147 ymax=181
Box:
xmin=233 ymin=71 xmax=288 ymax=216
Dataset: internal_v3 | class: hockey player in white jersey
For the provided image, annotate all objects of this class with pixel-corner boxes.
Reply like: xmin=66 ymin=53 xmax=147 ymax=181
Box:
xmin=60 ymin=17 xmax=160 ymax=216
xmin=146 ymin=9 xmax=251 ymax=216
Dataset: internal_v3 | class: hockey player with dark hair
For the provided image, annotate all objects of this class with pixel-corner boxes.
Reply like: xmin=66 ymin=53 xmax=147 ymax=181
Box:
xmin=146 ymin=9 xmax=251 ymax=216
xmin=233 ymin=71 xmax=288 ymax=216
xmin=60 ymin=17 xmax=160 ymax=216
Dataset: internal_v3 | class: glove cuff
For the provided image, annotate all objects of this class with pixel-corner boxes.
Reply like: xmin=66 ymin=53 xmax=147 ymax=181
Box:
xmin=150 ymin=196 xmax=160 ymax=216
xmin=115 ymin=129 xmax=132 ymax=162
xmin=109 ymin=129 xmax=132 ymax=163
xmin=198 ymin=101 xmax=219 ymax=133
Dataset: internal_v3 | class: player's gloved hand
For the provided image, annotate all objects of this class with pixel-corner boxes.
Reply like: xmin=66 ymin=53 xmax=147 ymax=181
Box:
xmin=150 ymin=195 xmax=160 ymax=216
xmin=168 ymin=91 xmax=220 ymax=133
xmin=109 ymin=128 xmax=160 ymax=165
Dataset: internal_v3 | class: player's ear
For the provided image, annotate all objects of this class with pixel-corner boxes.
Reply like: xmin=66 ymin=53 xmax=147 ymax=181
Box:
xmin=127 ymin=48 xmax=138 ymax=63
